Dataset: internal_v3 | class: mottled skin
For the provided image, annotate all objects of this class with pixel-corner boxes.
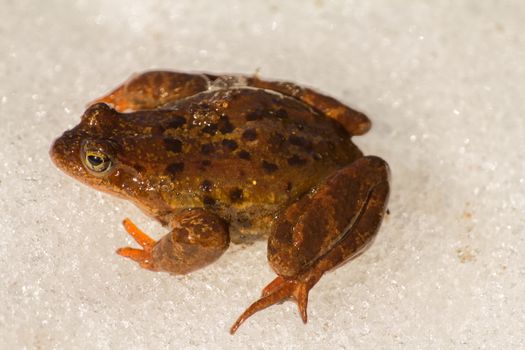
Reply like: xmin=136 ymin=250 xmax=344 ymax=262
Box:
xmin=50 ymin=71 xmax=390 ymax=334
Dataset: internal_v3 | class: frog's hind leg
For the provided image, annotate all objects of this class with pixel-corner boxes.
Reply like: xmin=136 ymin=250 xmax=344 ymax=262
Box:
xmin=230 ymin=156 xmax=389 ymax=334
xmin=117 ymin=208 xmax=230 ymax=275
xmin=90 ymin=71 xmax=212 ymax=112
xmin=243 ymin=76 xmax=371 ymax=135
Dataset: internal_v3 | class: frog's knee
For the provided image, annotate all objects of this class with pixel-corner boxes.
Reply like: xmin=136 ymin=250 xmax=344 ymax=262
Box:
xmin=331 ymin=108 xmax=371 ymax=136
xmin=354 ymin=155 xmax=391 ymax=182
xmin=267 ymin=238 xmax=307 ymax=278
xmin=267 ymin=201 xmax=323 ymax=278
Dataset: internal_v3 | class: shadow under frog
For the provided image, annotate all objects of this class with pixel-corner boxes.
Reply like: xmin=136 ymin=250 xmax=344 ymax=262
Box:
xmin=50 ymin=71 xmax=390 ymax=334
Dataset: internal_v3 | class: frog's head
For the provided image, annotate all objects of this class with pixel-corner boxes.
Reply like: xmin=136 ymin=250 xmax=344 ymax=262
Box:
xmin=50 ymin=103 xmax=173 ymax=216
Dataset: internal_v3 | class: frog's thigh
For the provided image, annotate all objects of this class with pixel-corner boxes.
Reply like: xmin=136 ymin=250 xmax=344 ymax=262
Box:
xmin=118 ymin=209 xmax=230 ymax=275
xmin=91 ymin=71 xmax=211 ymax=111
xmin=245 ymin=76 xmax=371 ymax=135
xmin=268 ymin=156 xmax=390 ymax=278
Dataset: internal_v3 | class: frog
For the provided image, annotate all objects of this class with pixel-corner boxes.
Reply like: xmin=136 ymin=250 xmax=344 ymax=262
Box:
xmin=50 ymin=71 xmax=390 ymax=334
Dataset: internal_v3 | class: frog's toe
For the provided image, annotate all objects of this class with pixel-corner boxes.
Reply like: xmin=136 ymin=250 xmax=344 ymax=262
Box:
xmin=117 ymin=218 xmax=158 ymax=271
xmin=122 ymin=218 xmax=156 ymax=249
xmin=230 ymin=277 xmax=311 ymax=334
xmin=116 ymin=247 xmax=156 ymax=270
xmin=261 ymin=276 xmax=286 ymax=297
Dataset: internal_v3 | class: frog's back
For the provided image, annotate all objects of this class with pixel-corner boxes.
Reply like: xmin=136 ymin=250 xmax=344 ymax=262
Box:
xmin=138 ymin=87 xmax=359 ymax=241
xmin=161 ymin=88 xmax=362 ymax=240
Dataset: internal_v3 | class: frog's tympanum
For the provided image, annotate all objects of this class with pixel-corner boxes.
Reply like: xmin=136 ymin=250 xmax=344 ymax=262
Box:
xmin=50 ymin=71 xmax=390 ymax=334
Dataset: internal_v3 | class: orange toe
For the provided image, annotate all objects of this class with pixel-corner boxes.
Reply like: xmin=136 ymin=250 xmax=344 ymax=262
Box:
xmin=261 ymin=276 xmax=285 ymax=297
xmin=230 ymin=277 xmax=311 ymax=334
xmin=122 ymin=218 xmax=155 ymax=249
xmin=117 ymin=219 xmax=157 ymax=271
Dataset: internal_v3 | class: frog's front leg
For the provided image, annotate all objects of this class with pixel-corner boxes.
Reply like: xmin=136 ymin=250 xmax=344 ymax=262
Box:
xmin=91 ymin=71 xmax=211 ymax=112
xmin=230 ymin=156 xmax=389 ymax=334
xmin=117 ymin=209 xmax=230 ymax=275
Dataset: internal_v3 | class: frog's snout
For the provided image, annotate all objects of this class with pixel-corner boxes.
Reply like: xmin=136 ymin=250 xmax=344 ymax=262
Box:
xmin=49 ymin=135 xmax=68 ymax=170
xmin=49 ymin=131 xmax=82 ymax=175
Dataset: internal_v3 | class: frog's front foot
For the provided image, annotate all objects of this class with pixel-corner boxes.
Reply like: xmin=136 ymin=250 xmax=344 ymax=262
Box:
xmin=117 ymin=209 xmax=230 ymax=275
xmin=116 ymin=218 xmax=158 ymax=271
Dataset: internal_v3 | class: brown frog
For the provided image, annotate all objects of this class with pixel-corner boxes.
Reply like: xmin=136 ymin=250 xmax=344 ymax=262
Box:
xmin=50 ymin=71 xmax=390 ymax=334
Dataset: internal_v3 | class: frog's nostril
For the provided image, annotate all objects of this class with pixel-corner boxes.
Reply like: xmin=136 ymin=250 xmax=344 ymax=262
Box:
xmin=49 ymin=135 xmax=76 ymax=168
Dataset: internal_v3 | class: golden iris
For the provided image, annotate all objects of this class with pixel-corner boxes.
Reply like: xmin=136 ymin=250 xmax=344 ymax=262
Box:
xmin=84 ymin=150 xmax=112 ymax=173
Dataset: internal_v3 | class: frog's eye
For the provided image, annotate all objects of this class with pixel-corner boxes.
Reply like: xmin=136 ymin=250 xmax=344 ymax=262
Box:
xmin=84 ymin=150 xmax=112 ymax=173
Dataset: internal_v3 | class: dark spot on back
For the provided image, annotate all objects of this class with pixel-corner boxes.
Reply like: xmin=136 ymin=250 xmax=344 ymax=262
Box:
xmin=286 ymin=182 xmax=293 ymax=192
xmin=166 ymin=162 xmax=184 ymax=175
xmin=262 ymin=160 xmax=278 ymax=173
xmin=222 ymin=139 xmax=238 ymax=151
xmin=273 ymin=108 xmax=288 ymax=119
xmin=287 ymin=154 xmax=307 ymax=166
xmin=203 ymin=195 xmax=216 ymax=206
xmin=288 ymin=135 xmax=303 ymax=146
xmin=289 ymin=135 xmax=312 ymax=151
xmin=167 ymin=116 xmax=186 ymax=129
xmin=295 ymin=123 xmax=305 ymax=131
xmin=198 ymin=159 xmax=211 ymax=171
xmin=218 ymin=115 xmax=235 ymax=134
xmin=200 ymin=180 xmax=213 ymax=192
xmin=152 ymin=125 xmax=165 ymax=135
xmin=202 ymin=123 xmax=218 ymax=135
xmin=201 ymin=143 xmax=215 ymax=155
xmin=229 ymin=188 xmax=243 ymax=203
xmin=163 ymin=138 xmax=183 ymax=153
xmin=134 ymin=164 xmax=145 ymax=173
xmin=238 ymin=150 xmax=251 ymax=160
xmin=242 ymin=128 xmax=257 ymax=141
xmin=245 ymin=109 xmax=264 ymax=121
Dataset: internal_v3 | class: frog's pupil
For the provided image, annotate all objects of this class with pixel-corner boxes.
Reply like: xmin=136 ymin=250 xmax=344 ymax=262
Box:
xmin=88 ymin=155 xmax=103 ymax=166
